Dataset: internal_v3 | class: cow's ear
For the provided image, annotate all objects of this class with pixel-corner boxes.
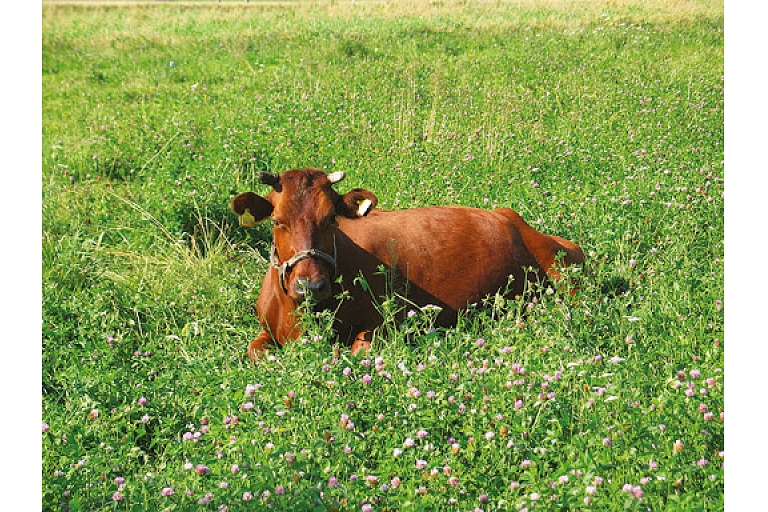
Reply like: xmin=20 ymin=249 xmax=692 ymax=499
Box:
xmin=339 ymin=188 xmax=378 ymax=218
xmin=231 ymin=192 xmax=273 ymax=228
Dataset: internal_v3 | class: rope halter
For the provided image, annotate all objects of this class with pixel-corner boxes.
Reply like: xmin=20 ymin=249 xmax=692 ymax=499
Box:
xmin=269 ymin=236 xmax=338 ymax=296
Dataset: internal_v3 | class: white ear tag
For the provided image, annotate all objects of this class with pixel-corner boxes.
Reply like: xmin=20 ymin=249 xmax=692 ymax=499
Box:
xmin=357 ymin=198 xmax=373 ymax=217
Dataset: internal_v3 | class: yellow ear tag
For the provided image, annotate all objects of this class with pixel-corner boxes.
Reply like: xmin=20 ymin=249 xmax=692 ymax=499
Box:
xmin=356 ymin=199 xmax=373 ymax=217
xmin=239 ymin=208 xmax=256 ymax=228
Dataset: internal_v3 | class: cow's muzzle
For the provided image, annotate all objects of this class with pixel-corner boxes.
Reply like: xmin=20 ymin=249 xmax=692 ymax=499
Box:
xmin=295 ymin=277 xmax=330 ymax=301
xmin=270 ymin=239 xmax=337 ymax=301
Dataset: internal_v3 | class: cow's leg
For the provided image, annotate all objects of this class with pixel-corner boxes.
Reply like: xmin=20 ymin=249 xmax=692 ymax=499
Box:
xmin=351 ymin=331 xmax=373 ymax=356
xmin=543 ymin=235 xmax=585 ymax=296
xmin=248 ymin=330 xmax=277 ymax=363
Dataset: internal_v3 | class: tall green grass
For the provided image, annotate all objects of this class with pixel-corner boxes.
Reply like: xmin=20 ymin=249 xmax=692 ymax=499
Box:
xmin=42 ymin=1 xmax=723 ymax=510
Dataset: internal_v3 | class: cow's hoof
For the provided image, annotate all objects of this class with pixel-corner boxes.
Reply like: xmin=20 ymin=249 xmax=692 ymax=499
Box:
xmin=351 ymin=339 xmax=371 ymax=356
xmin=248 ymin=336 xmax=275 ymax=363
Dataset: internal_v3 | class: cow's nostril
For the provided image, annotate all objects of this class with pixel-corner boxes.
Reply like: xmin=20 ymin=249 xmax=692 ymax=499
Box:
xmin=295 ymin=278 xmax=329 ymax=298
xmin=295 ymin=278 xmax=310 ymax=296
xmin=309 ymin=278 xmax=329 ymax=295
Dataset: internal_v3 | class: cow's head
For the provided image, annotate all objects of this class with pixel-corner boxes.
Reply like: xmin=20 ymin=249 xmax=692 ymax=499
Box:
xmin=231 ymin=168 xmax=377 ymax=303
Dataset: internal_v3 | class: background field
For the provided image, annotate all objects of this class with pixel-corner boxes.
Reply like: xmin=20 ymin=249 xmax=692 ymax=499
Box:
xmin=42 ymin=1 xmax=724 ymax=510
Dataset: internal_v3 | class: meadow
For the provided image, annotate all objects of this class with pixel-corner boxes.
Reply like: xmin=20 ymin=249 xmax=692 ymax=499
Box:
xmin=42 ymin=1 xmax=724 ymax=510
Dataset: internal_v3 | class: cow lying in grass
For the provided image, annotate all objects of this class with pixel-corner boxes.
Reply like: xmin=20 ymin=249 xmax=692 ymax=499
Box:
xmin=232 ymin=168 xmax=584 ymax=361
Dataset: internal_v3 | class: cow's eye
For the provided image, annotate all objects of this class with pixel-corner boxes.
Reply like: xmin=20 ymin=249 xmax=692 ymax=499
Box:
xmin=272 ymin=219 xmax=285 ymax=229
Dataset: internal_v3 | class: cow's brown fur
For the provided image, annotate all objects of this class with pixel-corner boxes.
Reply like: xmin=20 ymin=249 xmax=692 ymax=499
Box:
xmin=232 ymin=168 xmax=584 ymax=361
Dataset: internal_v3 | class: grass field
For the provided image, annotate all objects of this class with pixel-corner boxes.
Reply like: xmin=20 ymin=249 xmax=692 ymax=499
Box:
xmin=41 ymin=1 xmax=724 ymax=510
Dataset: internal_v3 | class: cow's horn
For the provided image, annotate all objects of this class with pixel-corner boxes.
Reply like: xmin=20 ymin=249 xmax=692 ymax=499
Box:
xmin=327 ymin=171 xmax=346 ymax=184
xmin=257 ymin=171 xmax=281 ymax=188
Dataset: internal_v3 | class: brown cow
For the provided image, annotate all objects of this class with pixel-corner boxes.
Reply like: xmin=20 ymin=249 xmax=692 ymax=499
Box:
xmin=232 ymin=168 xmax=584 ymax=361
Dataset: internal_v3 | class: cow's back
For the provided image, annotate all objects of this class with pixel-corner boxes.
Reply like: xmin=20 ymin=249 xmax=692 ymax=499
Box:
xmin=325 ymin=206 xmax=571 ymax=342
